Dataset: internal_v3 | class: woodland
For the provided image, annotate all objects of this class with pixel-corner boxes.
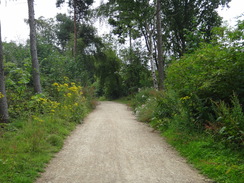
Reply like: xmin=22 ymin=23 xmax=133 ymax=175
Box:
xmin=0 ymin=0 xmax=243 ymax=182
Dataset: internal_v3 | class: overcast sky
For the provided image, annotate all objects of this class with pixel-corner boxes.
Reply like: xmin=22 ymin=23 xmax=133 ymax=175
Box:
xmin=0 ymin=0 xmax=243 ymax=44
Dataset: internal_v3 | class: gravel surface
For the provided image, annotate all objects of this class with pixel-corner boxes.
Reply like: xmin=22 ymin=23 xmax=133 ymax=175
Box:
xmin=36 ymin=101 xmax=211 ymax=183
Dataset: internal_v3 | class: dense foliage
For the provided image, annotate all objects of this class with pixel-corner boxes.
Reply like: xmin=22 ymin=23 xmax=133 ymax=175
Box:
xmin=0 ymin=78 xmax=95 ymax=182
xmin=127 ymin=21 xmax=244 ymax=182
xmin=132 ymin=32 xmax=243 ymax=147
xmin=0 ymin=14 xmax=100 ymax=182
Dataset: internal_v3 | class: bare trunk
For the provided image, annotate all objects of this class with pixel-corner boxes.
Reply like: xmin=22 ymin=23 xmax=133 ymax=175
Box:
xmin=28 ymin=0 xmax=42 ymax=93
xmin=144 ymin=22 xmax=158 ymax=90
xmin=149 ymin=32 xmax=158 ymax=90
xmin=156 ymin=0 xmax=164 ymax=90
xmin=0 ymin=23 xmax=9 ymax=123
xmin=129 ymin=28 xmax=132 ymax=64
xmin=73 ymin=0 xmax=77 ymax=57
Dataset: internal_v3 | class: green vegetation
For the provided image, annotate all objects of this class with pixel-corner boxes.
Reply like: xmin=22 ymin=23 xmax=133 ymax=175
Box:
xmin=0 ymin=0 xmax=243 ymax=182
xmin=0 ymin=79 xmax=95 ymax=183
xmin=128 ymin=23 xmax=244 ymax=182
xmin=163 ymin=131 xmax=243 ymax=183
xmin=0 ymin=6 xmax=99 ymax=182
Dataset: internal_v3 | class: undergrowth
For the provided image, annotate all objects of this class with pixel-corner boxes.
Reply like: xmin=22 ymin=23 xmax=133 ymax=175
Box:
xmin=127 ymin=88 xmax=244 ymax=183
xmin=0 ymin=79 xmax=95 ymax=183
xmin=162 ymin=130 xmax=244 ymax=183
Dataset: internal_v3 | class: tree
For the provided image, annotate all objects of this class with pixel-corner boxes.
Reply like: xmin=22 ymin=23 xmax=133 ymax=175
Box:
xmin=161 ymin=0 xmax=231 ymax=57
xmin=1 ymin=0 xmax=42 ymax=93
xmin=36 ymin=17 xmax=57 ymax=46
xmin=27 ymin=0 xmax=42 ymax=93
xmin=98 ymin=0 xmax=159 ymax=89
xmin=0 ymin=23 xmax=9 ymax=123
xmin=119 ymin=46 xmax=152 ymax=95
xmin=56 ymin=13 xmax=74 ymax=50
xmin=56 ymin=0 xmax=94 ymax=56
xmin=96 ymin=47 xmax=123 ymax=99
xmin=99 ymin=0 xmax=232 ymax=90
xmin=156 ymin=0 xmax=164 ymax=90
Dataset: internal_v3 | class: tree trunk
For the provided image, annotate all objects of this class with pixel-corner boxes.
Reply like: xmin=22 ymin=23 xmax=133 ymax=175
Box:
xmin=27 ymin=0 xmax=42 ymax=93
xmin=73 ymin=0 xmax=77 ymax=57
xmin=149 ymin=32 xmax=158 ymax=90
xmin=156 ymin=0 xmax=164 ymax=90
xmin=144 ymin=22 xmax=158 ymax=90
xmin=129 ymin=27 xmax=133 ymax=64
xmin=0 ymin=23 xmax=9 ymax=123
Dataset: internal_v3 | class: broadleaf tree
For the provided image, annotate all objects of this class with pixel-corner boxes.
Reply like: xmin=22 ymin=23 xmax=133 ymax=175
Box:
xmin=161 ymin=0 xmax=231 ymax=57
xmin=56 ymin=0 xmax=94 ymax=56
xmin=98 ymin=0 xmax=160 ymax=89
xmin=98 ymin=0 xmax=232 ymax=90
xmin=1 ymin=0 xmax=42 ymax=94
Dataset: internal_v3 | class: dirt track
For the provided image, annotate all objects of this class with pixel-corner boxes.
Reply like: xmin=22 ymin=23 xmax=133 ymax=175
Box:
xmin=36 ymin=101 xmax=210 ymax=183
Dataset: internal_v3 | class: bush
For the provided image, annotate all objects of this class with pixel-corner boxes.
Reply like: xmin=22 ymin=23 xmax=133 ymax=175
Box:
xmin=0 ymin=77 xmax=94 ymax=183
xmin=132 ymin=42 xmax=244 ymax=148
xmin=130 ymin=88 xmax=158 ymax=110
xmin=166 ymin=44 xmax=244 ymax=106
xmin=136 ymin=97 xmax=158 ymax=122
xmin=210 ymin=94 xmax=244 ymax=148
xmin=164 ymin=43 xmax=244 ymax=136
xmin=150 ymin=90 xmax=180 ymax=130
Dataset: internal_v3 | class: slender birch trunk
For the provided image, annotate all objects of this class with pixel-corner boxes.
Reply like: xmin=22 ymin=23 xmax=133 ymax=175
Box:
xmin=27 ymin=0 xmax=42 ymax=93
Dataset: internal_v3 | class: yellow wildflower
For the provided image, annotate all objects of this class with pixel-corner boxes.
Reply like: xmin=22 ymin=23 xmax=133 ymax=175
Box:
xmin=74 ymin=102 xmax=78 ymax=106
xmin=0 ymin=92 xmax=5 ymax=99
xmin=52 ymin=82 xmax=59 ymax=86
xmin=51 ymin=101 xmax=60 ymax=108
xmin=180 ymin=96 xmax=190 ymax=101
xmin=39 ymin=98 xmax=48 ymax=103
xmin=64 ymin=76 xmax=69 ymax=81
xmin=66 ymin=93 xmax=72 ymax=97
xmin=68 ymin=86 xmax=78 ymax=92
xmin=33 ymin=115 xmax=44 ymax=122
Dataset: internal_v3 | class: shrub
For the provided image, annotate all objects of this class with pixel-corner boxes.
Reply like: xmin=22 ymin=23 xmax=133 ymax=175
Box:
xmin=210 ymin=94 xmax=244 ymax=148
xmin=150 ymin=90 xmax=180 ymax=130
xmin=165 ymin=43 xmax=244 ymax=134
xmin=137 ymin=97 xmax=158 ymax=122
xmin=130 ymin=88 xmax=158 ymax=110
xmin=0 ymin=77 xmax=95 ymax=183
xmin=166 ymin=44 xmax=244 ymax=106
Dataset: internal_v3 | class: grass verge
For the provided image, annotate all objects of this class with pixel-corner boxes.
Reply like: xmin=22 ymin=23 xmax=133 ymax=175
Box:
xmin=115 ymin=95 xmax=244 ymax=183
xmin=113 ymin=96 xmax=132 ymax=105
xmin=0 ymin=91 xmax=95 ymax=183
xmin=160 ymin=129 xmax=244 ymax=183
xmin=0 ymin=113 xmax=84 ymax=183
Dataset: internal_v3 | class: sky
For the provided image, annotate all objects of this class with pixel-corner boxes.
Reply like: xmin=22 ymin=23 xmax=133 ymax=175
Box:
xmin=0 ymin=0 xmax=243 ymax=44
xmin=0 ymin=0 xmax=106 ymax=43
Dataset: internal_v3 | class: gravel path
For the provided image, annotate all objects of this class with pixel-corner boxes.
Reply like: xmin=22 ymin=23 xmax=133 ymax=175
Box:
xmin=36 ymin=101 xmax=210 ymax=183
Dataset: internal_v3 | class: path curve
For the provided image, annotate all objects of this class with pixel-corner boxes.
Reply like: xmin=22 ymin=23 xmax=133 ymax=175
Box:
xmin=36 ymin=101 xmax=210 ymax=183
